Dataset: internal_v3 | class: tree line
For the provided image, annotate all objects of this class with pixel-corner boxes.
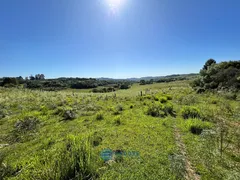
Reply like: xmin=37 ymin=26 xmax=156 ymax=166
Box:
xmin=0 ymin=74 xmax=132 ymax=91
xmin=191 ymin=59 xmax=240 ymax=92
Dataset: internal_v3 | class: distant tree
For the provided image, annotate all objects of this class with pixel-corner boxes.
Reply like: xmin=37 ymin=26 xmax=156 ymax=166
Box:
xmin=17 ymin=76 xmax=24 ymax=84
xmin=40 ymin=74 xmax=45 ymax=80
xmin=140 ymin=80 xmax=146 ymax=85
xmin=25 ymin=77 xmax=29 ymax=81
xmin=2 ymin=77 xmax=18 ymax=86
xmin=149 ymin=79 xmax=154 ymax=84
xmin=29 ymin=75 xmax=35 ymax=80
xmin=35 ymin=74 xmax=41 ymax=80
xmin=202 ymin=59 xmax=216 ymax=70
xmin=191 ymin=60 xmax=240 ymax=91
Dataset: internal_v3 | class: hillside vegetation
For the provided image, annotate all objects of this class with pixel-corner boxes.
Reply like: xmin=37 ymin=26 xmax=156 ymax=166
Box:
xmin=191 ymin=59 xmax=240 ymax=92
xmin=0 ymin=80 xmax=239 ymax=180
xmin=0 ymin=60 xmax=240 ymax=180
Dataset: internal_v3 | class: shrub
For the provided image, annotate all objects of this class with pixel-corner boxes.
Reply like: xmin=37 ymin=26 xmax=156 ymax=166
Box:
xmin=96 ymin=113 xmax=104 ymax=120
xmin=14 ymin=116 xmax=40 ymax=132
xmin=11 ymin=116 xmax=40 ymax=142
xmin=116 ymin=104 xmax=123 ymax=111
xmin=0 ymin=109 xmax=7 ymax=119
xmin=63 ymin=110 xmax=76 ymax=120
xmin=181 ymin=106 xmax=201 ymax=119
xmin=159 ymin=97 xmax=168 ymax=103
xmin=211 ymin=99 xmax=218 ymax=104
xmin=184 ymin=119 xmax=212 ymax=135
xmin=0 ymin=153 xmax=18 ymax=179
xmin=179 ymin=94 xmax=199 ymax=105
xmin=165 ymin=95 xmax=173 ymax=100
xmin=224 ymin=93 xmax=237 ymax=100
xmin=147 ymin=103 xmax=166 ymax=117
xmin=163 ymin=103 xmax=175 ymax=117
xmin=92 ymin=136 xmax=103 ymax=147
xmin=49 ymin=135 xmax=98 ymax=180
xmin=190 ymin=126 xmax=203 ymax=135
xmin=196 ymin=88 xmax=205 ymax=94
xmin=114 ymin=117 xmax=121 ymax=126
xmin=143 ymin=95 xmax=152 ymax=100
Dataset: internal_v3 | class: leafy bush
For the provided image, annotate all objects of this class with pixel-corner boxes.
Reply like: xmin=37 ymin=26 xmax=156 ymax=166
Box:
xmin=55 ymin=107 xmax=77 ymax=120
xmin=147 ymin=103 xmax=167 ymax=117
xmin=159 ymin=97 xmax=168 ymax=103
xmin=0 ymin=152 xmax=18 ymax=179
xmin=10 ymin=116 xmax=40 ymax=142
xmin=114 ymin=116 xmax=121 ymax=126
xmin=191 ymin=60 xmax=240 ymax=91
xmin=178 ymin=94 xmax=199 ymax=105
xmin=96 ymin=113 xmax=104 ymax=120
xmin=63 ymin=110 xmax=76 ymax=120
xmin=165 ymin=95 xmax=173 ymax=100
xmin=183 ymin=119 xmax=212 ymax=135
xmin=163 ymin=103 xmax=175 ymax=117
xmin=210 ymin=99 xmax=218 ymax=104
xmin=190 ymin=126 xmax=203 ymax=135
xmin=181 ymin=106 xmax=201 ymax=119
xmin=0 ymin=109 xmax=7 ymax=119
xmin=41 ymin=135 xmax=99 ymax=180
xmin=116 ymin=104 xmax=123 ymax=111
xmin=224 ymin=93 xmax=237 ymax=100
xmin=14 ymin=117 xmax=40 ymax=133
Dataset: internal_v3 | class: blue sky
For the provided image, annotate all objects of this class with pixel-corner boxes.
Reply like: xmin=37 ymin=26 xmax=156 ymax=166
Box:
xmin=0 ymin=0 xmax=240 ymax=78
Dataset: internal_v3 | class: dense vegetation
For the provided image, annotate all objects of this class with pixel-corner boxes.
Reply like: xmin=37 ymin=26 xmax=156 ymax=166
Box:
xmin=0 ymin=60 xmax=239 ymax=179
xmin=191 ymin=59 xmax=240 ymax=92
xmin=0 ymin=73 xmax=197 ymax=92
xmin=0 ymin=80 xmax=239 ymax=180
xmin=0 ymin=75 xmax=132 ymax=92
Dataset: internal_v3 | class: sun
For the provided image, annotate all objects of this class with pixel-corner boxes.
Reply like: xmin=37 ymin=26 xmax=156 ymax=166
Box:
xmin=106 ymin=0 xmax=125 ymax=7
xmin=105 ymin=0 xmax=126 ymax=12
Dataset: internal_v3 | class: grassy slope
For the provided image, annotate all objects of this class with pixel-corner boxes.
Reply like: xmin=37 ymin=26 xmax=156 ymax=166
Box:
xmin=0 ymin=81 xmax=239 ymax=180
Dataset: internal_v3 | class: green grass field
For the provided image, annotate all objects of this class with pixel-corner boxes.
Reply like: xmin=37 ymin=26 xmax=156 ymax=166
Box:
xmin=0 ymin=81 xmax=239 ymax=180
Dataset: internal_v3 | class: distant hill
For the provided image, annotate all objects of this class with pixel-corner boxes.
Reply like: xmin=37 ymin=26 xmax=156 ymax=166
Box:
xmin=97 ymin=73 xmax=198 ymax=81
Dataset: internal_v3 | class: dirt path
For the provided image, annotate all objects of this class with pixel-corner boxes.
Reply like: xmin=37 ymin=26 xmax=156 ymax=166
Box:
xmin=174 ymin=125 xmax=200 ymax=180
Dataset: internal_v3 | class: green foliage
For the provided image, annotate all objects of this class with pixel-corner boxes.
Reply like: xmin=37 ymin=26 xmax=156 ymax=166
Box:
xmin=2 ymin=77 xmax=19 ymax=87
xmin=191 ymin=60 xmax=240 ymax=91
xmin=113 ymin=116 xmax=122 ymax=126
xmin=14 ymin=116 xmax=40 ymax=133
xmin=181 ymin=106 xmax=201 ymax=119
xmin=139 ymin=80 xmax=146 ymax=85
xmin=0 ymin=153 xmax=18 ymax=179
xmin=159 ymin=96 xmax=168 ymax=103
xmin=147 ymin=102 xmax=174 ymax=117
xmin=96 ymin=112 xmax=104 ymax=120
xmin=10 ymin=116 xmax=40 ymax=142
xmin=224 ymin=92 xmax=237 ymax=100
xmin=140 ymin=79 xmax=154 ymax=85
xmin=147 ymin=103 xmax=166 ymax=117
xmin=115 ymin=104 xmax=123 ymax=111
xmin=0 ymin=109 xmax=7 ymax=119
xmin=63 ymin=110 xmax=77 ymax=120
xmin=39 ymin=135 xmax=98 ymax=180
xmin=162 ymin=103 xmax=175 ymax=116
xmin=202 ymin=58 xmax=216 ymax=70
xmin=119 ymin=83 xmax=130 ymax=89
xmin=0 ymin=81 xmax=239 ymax=179
xmin=181 ymin=119 xmax=213 ymax=133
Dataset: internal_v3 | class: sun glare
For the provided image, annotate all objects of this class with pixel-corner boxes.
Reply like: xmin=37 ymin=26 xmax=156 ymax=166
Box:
xmin=105 ymin=0 xmax=126 ymax=14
